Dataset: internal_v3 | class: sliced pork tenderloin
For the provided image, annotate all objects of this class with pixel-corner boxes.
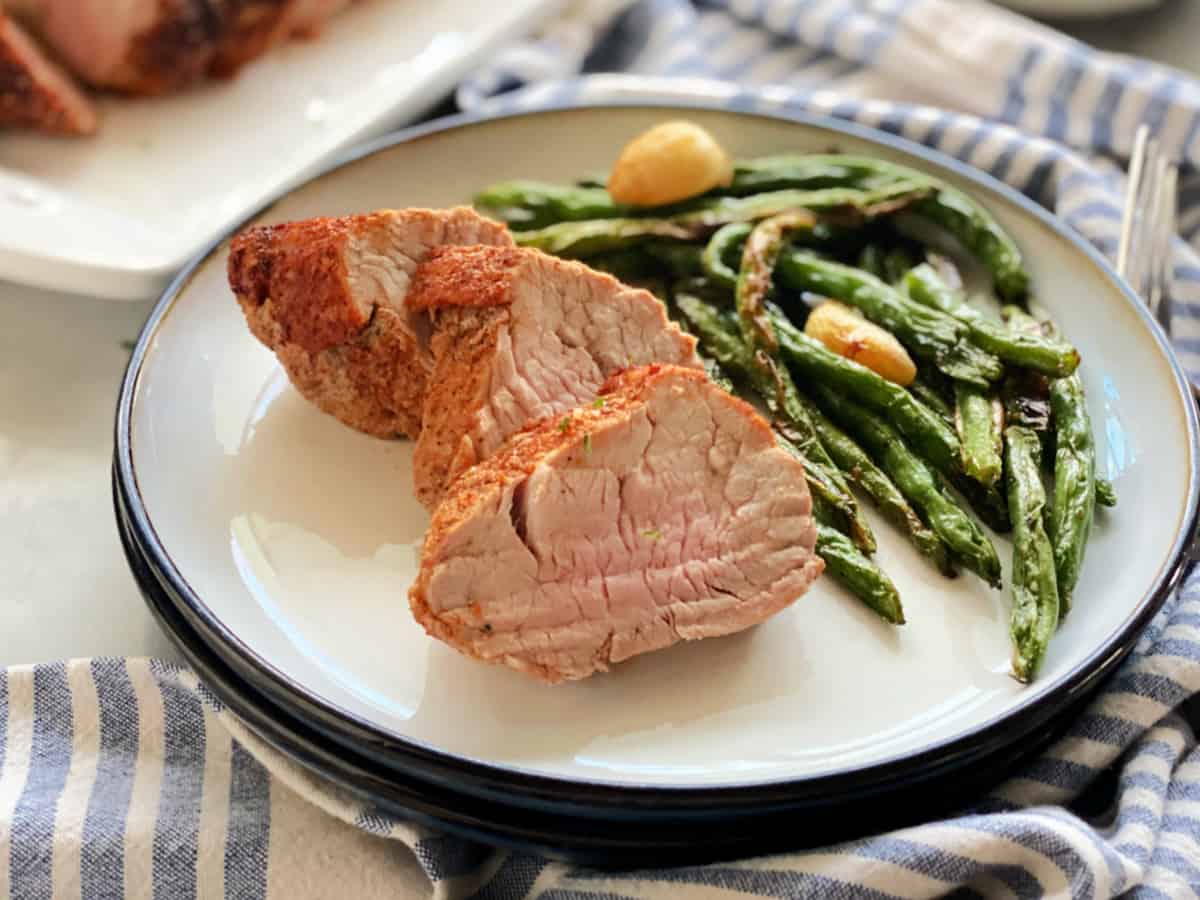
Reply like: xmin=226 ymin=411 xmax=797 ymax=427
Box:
xmin=206 ymin=0 xmax=352 ymax=77
xmin=16 ymin=0 xmax=225 ymax=95
xmin=227 ymin=211 xmax=701 ymax=506
xmin=228 ymin=206 xmax=513 ymax=440
xmin=406 ymin=244 xmax=701 ymax=508
xmin=0 ymin=13 xmax=97 ymax=135
xmin=12 ymin=0 xmax=353 ymax=94
xmin=208 ymin=0 xmax=296 ymax=78
xmin=410 ymin=363 xmax=823 ymax=684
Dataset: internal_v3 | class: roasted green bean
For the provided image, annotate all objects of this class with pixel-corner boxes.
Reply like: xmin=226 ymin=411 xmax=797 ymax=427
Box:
xmin=857 ymin=244 xmax=887 ymax=280
xmin=680 ymin=292 xmax=952 ymax=574
xmin=776 ymin=252 xmax=1005 ymax=388
xmin=701 ymin=223 xmax=750 ymax=292
xmin=814 ymin=520 xmax=906 ymax=625
xmin=703 ymin=221 xmax=868 ymax=293
xmin=909 ymin=370 xmax=956 ymax=429
xmin=769 ymin=308 xmax=963 ymax=477
xmin=1003 ymin=306 xmax=1100 ymax=609
xmin=1001 ymin=370 xmax=1053 ymax=435
xmin=514 ymin=218 xmax=700 ymax=257
xmin=477 ymin=158 xmax=912 ymax=227
xmin=1006 ymin=425 xmax=1060 ymax=682
xmin=585 ymin=249 xmax=670 ymax=294
xmin=736 ymin=212 xmax=815 ymax=354
xmin=642 ymin=241 xmax=706 ymax=278
xmin=728 ymin=154 xmax=1031 ymax=299
xmin=905 ymin=264 xmax=1079 ymax=377
xmin=474 ymin=180 xmax=631 ymax=229
xmin=1048 ymin=364 xmax=1097 ymax=615
xmin=804 ymin=394 xmax=955 ymax=575
xmin=480 ymin=152 xmax=1031 ymax=297
xmin=949 ymin=470 xmax=1012 ymax=535
xmin=912 ymin=189 xmax=1029 ymax=302
xmin=883 ymin=246 xmax=917 ymax=286
xmin=954 ymin=383 xmax=1004 ymax=487
xmin=513 ymin=183 xmax=931 ymax=259
xmin=999 ymin=306 xmax=1054 ymax=438
xmin=671 ymin=182 xmax=930 ymax=228
xmin=728 ymin=154 xmax=892 ymax=195
xmin=809 ymin=382 xmax=1002 ymax=586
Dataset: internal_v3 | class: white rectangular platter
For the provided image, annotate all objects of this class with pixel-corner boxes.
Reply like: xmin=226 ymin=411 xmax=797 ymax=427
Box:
xmin=0 ymin=0 xmax=562 ymax=300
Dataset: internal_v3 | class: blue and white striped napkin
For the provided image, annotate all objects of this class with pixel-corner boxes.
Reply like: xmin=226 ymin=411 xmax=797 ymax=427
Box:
xmin=6 ymin=2 xmax=1200 ymax=897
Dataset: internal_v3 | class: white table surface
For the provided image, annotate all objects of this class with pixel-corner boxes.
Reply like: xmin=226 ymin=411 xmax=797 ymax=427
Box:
xmin=1 ymin=286 xmax=176 ymax=665
xmin=3 ymin=7 xmax=1198 ymax=669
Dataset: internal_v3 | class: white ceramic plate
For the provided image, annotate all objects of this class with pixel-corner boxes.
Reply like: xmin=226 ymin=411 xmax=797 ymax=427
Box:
xmin=118 ymin=102 xmax=1197 ymax=791
xmin=0 ymin=0 xmax=560 ymax=301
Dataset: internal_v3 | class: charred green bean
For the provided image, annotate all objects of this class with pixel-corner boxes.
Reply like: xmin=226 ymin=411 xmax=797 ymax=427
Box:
xmin=809 ymin=382 xmax=1002 ymax=587
xmin=905 ymin=264 xmax=1079 ymax=377
xmin=1006 ymin=425 xmax=1060 ymax=682
xmin=954 ymin=384 xmax=1004 ymax=487
xmin=769 ymin=308 xmax=963 ymax=476
xmin=776 ymin=252 xmax=1005 ymax=388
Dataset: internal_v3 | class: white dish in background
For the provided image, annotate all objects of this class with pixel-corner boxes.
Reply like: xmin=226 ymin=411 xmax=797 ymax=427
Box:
xmin=118 ymin=104 xmax=1197 ymax=789
xmin=0 ymin=0 xmax=561 ymax=301
xmin=997 ymin=0 xmax=1164 ymax=18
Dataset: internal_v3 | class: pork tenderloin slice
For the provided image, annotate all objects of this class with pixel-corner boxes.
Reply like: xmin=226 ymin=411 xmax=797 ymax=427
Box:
xmin=0 ymin=13 xmax=97 ymax=135
xmin=24 ymin=0 xmax=224 ymax=94
xmin=283 ymin=0 xmax=352 ymax=38
xmin=228 ymin=206 xmax=512 ymax=439
xmin=410 ymin=363 xmax=823 ymax=684
xmin=207 ymin=0 xmax=297 ymax=78
xmin=206 ymin=0 xmax=351 ymax=77
xmin=408 ymin=245 xmax=702 ymax=509
xmin=19 ymin=0 xmax=353 ymax=92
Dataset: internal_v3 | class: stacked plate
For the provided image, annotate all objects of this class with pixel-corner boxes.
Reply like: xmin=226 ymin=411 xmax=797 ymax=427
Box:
xmin=113 ymin=97 xmax=1200 ymax=864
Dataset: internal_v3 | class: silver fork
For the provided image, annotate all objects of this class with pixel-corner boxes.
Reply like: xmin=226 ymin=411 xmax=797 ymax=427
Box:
xmin=1117 ymin=124 xmax=1179 ymax=336
xmin=1116 ymin=131 xmax=1200 ymax=572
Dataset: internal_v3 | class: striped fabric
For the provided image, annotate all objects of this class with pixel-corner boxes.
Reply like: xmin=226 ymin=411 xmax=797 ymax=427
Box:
xmin=3 ymin=586 xmax=1200 ymax=898
xmin=6 ymin=1 xmax=1200 ymax=897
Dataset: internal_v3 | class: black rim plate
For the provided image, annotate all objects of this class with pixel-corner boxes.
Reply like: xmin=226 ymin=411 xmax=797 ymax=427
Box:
xmin=113 ymin=99 xmax=1200 ymax=828
xmin=117 ymin=463 xmax=1113 ymax=862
